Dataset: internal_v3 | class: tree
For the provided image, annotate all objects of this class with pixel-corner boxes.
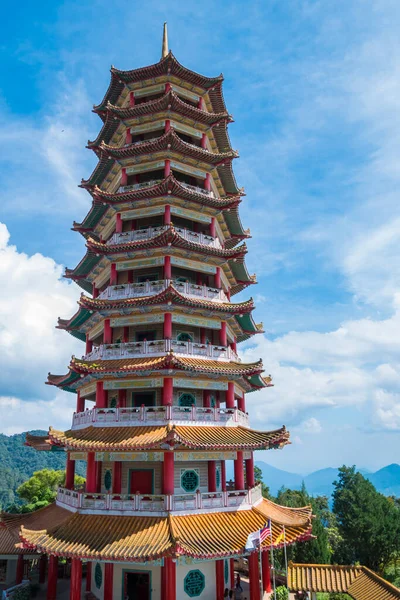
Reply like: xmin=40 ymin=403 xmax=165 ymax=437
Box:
xmin=332 ymin=466 xmax=400 ymax=572
xmin=254 ymin=464 xmax=271 ymax=499
xmin=15 ymin=469 xmax=85 ymax=513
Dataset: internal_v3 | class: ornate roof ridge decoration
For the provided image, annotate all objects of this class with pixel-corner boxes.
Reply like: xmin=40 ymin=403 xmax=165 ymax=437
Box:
xmin=91 ymin=128 xmax=239 ymax=165
xmin=288 ymin=562 xmax=400 ymax=600
xmin=86 ymin=227 xmax=247 ymax=259
xmin=19 ymin=500 xmax=313 ymax=562
xmin=94 ymin=52 xmax=225 ymax=114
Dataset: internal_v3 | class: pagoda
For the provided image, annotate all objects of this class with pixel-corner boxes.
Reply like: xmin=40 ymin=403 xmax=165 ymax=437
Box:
xmin=18 ymin=25 xmax=313 ymax=600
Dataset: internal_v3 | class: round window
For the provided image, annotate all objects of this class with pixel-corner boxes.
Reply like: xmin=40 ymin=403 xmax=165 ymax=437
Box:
xmin=94 ymin=563 xmax=102 ymax=589
xmin=181 ymin=469 xmax=199 ymax=493
xmin=184 ymin=569 xmax=205 ymax=597
xmin=177 ymin=332 xmax=193 ymax=342
xmin=179 ymin=393 xmax=195 ymax=407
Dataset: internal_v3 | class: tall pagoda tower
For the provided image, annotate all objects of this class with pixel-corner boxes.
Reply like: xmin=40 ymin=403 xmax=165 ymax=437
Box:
xmin=22 ymin=25 xmax=313 ymax=600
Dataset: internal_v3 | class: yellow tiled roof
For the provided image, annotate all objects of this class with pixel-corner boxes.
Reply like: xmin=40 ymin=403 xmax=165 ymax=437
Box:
xmin=20 ymin=500 xmax=312 ymax=561
xmin=47 ymin=424 xmax=289 ymax=452
xmin=288 ymin=563 xmax=400 ymax=600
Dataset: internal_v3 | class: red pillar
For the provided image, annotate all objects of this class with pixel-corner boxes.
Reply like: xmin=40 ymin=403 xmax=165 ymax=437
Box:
xmin=127 ymin=270 xmax=134 ymax=283
xmin=116 ymin=213 xmax=123 ymax=233
xmin=47 ymin=555 xmax=58 ymax=600
xmin=118 ymin=389 xmax=127 ymax=408
xmin=221 ymin=460 xmax=226 ymax=491
xmin=110 ymin=263 xmax=117 ymax=286
xmin=39 ymin=554 xmax=47 ymax=584
xmin=262 ymin=550 xmax=272 ymax=593
xmin=104 ymin=563 xmax=113 ymax=600
xmin=208 ymin=461 xmax=216 ymax=492
xmin=165 ymin=82 xmax=172 ymax=93
xmin=165 ymin=119 xmax=171 ymax=133
xmin=86 ymin=452 xmax=96 ymax=493
xmin=226 ymin=381 xmax=235 ymax=409
xmin=204 ymin=172 xmax=211 ymax=191
xmin=164 ymin=204 xmax=171 ymax=225
xmin=200 ymin=328 xmax=206 ymax=344
xmin=129 ymin=92 xmax=135 ymax=107
xmin=92 ymin=283 xmax=99 ymax=299
xmin=203 ymin=390 xmax=211 ymax=407
xmin=65 ymin=453 xmax=75 ymax=490
xmin=164 ymin=159 xmax=171 ymax=178
xmin=70 ymin=558 xmax=82 ymax=600
xmin=76 ymin=391 xmax=85 ymax=413
xmin=215 ymin=267 xmax=221 ymax=288
xmin=238 ymin=393 xmax=246 ymax=413
xmin=201 ymin=132 xmax=207 ymax=149
xmin=123 ymin=326 xmax=129 ymax=342
xmin=249 ymin=552 xmax=261 ymax=600
xmin=104 ymin=319 xmax=112 ymax=344
xmin=215 ymin=559 xmax=224 ymax=600
xmin=164 ymin=255 xmax=172 ymax=279
xmin=246 ymin=453 xmax=255 ymax=488
xmin=125 ymin=128 xmax=132 ymax=145
xmin=163 ymin=452 xmax=174 ymax=495
xmin=85 ymin=334 xmax=93 ymax=355
xmin=219 ymin=321 xmax=227 ymax=346
xmin=16 ymin=554 xmax=24 ymax=584
xmin=163 ymin=377 xmax=173 ymax=406
xmin=113 ymin=462 xmax=122 ymax=494
xmin=121 ymin=167 xmax=127 ymax=186
xmin=86 ymin=562 xmax=92 ymax=593
xmin=96 ymin=381 xmax=106 ymax=408
xmin=197 ymin=97 xmax=204 ymax=110
xmin=164 ymin=557 xmax=176 ymax=600
xmin=234 ymin=451 xmax=245 ymax=490
xmin=164 ymin=313 xmax=172 ymax=339
xmin=210 ymin=217 xmax=216 ymax=237
xmin=231 ymin=339 xmax=237 ymax=354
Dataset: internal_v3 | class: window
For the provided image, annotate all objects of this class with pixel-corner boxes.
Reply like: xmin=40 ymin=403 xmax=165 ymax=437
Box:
xmin=224 ymin=559 xmax=229 ymax=584
xmin=216 ymin=467 xmax=221 ymax=489
xmin=210 ymin=394 xmax=216 ymax=408
xmin=184 ymin=570 xmax=205 ymax=597
xmin=95 ymin=563 xmax=102 ymax=589
xmin=177 ymin=332 xmax=193 ymax=342
xmin=136 ymin=273 xmax=159 ymax=283
xmin=109 ymin=396 xmax=117 ymax=408
xmin=135 ymin=331 xmax=156 ymax=342
xmin=104 ymin=470 xmax=112 ymax=491
xmin=179 ymin=393 xmax=196 ymax=407
xmin=181 ymin=469 xmax=199 ymax=493
xmin=0 ymin=560 xmax=7 ymax=583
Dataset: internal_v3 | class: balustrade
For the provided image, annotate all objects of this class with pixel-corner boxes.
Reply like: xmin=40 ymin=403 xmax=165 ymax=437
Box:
xmin=119 ymin=179 xmax=162 ymax=192
xmin=107 ymin=225 xmax=221 ymax=248
xmin=98 ymin=279 xmax=227 ymax=301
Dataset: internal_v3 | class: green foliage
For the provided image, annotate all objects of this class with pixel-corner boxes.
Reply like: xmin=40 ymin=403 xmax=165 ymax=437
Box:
xmin=329 ymin=594 xmax=352 ymax=600
xmin=275 ymin=586 xmax=289 ymax=600
xmin=332 ymin=466 xmax=400 ymax=571
xmin=13 ymin=469 xmax=85 ymax=512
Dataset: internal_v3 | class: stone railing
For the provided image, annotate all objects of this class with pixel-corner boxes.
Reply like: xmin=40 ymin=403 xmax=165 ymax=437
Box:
xmin=98 ymin=279 xmax=227 ymax=302
xmin=107 ymin=225 xmax=221 ymax=248
xmin=56 ymin=484 xmax=262 ymax=514
xmin=85 ymin=339 xmax=237 ymax=362
xmin=180 ymin=181 xmax=214 ymax=197
xmin=119 ymin=180 xmax=162 ymax=193
xmin=72 ymin=406 xmax=249 ymax=429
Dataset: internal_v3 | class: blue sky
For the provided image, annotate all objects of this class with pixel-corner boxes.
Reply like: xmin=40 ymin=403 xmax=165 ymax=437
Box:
xmin=1 ymin=0 xmax=400 ymax=474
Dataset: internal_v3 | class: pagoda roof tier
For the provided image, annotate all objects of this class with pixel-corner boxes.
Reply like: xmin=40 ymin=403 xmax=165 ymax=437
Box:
xmin=93 ymin=89 xmax=231 ymax=130
xmin=87 ymin=111 xmax=120 ymax=151
xmin=42 ymin=424 xmax=288 ymax=452
xmin=20 ymin=499 xmax=312 ymax=562
xmin=86 ymin=227 xmax=247 ymax=259
xmin=92 ymin=129 xmax=238 ymax=166
xmin=94 ymin=52 xmax=225 ymax=114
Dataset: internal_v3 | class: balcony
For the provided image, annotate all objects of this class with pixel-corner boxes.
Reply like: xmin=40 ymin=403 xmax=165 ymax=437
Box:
xmin=98 ymin=279 xmax=228 ymax=302
xmin=72 ymin=406 xmax=249 ymax=429
xmin=119 ymin=179 xmax=162 ymax=193
xmin=84 ymin=339 xmax=238 ymax=362
xmin=107 ymin=225 xmax=221 ymax=249
xmin=180 ymin=181 xmax=214 ymax=197
xmin=56 ymin=483 xmax=262 ymax=515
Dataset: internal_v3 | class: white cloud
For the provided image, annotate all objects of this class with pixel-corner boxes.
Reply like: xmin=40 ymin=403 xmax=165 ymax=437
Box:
xmin=0 ymin=393 xmax=75 ymax=435
xmin=301 ymin=417 xmax=322 ymax=434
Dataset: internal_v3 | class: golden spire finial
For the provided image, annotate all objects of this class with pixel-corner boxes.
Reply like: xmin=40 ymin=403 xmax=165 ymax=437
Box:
xmin=161 ymin=22 xmax=169 ymax=59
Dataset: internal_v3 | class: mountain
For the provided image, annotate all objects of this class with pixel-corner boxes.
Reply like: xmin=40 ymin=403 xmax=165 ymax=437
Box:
xmin=367 ymin=464 xmax=400 ymax=497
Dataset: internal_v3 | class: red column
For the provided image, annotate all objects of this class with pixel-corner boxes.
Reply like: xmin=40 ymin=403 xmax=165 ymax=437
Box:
xmin=208 ymin=461 xmax=216 ymax=492
xmin=123 ymin=326 xmax=129 ymax=342
xmin=65 ymin=453 xmax=75 ymax=490
xmin=165 ymin=119 xmax=171 ymax=133
xmin=163 ymin=452 xmax=174 ymax=495
xmin=96 ymin=381 xmax=106 ymax=408
xmin=201 ymin=132 xmax=207 ymax=149
xmin=164 ymin=255 xmax=172 ymax=279
xmin=127 ymin=270 xmax=134 ymax=283
xmin=39 ymin=554 xmax=47 ymax=584
xmin=210 ymin=217 xmax=216 ymax=237
xmin=163 ymin=377 xmax=173 ymax=406
xmin=164 ymin=313 xmax=172 ymax=339
xmin=95 ymin=460 xmax=102 ymax=493
xmin=221 ymin=460 xmax=226 ymax=491
xmin=104 ymin=563 xmax=113 ymax=600
xmin=86 ymin=452 xmax=96 ymax=493
xmin=238 ymin=393 xmax=246 ymax=413
xmin=200 ymin=328 xmax=206 ymax=344
xmin=164 ymin=204 xmax=171 ymax=225
xmin=226 ymin=381 xmax=235 ymax=409
xmin=249 ymin=552 xmax=261 ymax=600
xmin=113 ymin=462 xmax=122 ymax=494
xmin=104 ymin=319 xmax=112 ymax=344
xmin=262 ymin=550 xmax=272 ymax=593
xmin=116 ymin=213 xmax=123 ymax=233
xmin=197 ymin=97 xmax=204 ymax=110
xmin=230 ymin=557 xmax=235 ymax=590
xmin=164 ymin=159 xmax=171 ymax=178
xmin=129 ymin=92 xmax=135 ymax=106
xmin=219 ymin=321 xmax=227 ymax=346
xmin=85 ymin=334 xmax=93 ymax=355
xmin=231 ymin=339 xmax=237 ymax=354
xmin=118 ymin=389 xmax=127 ymax=408
xmin=125 ymin=128 xmax=132 ymax=145
xmin=86 ymin=562 xmax=92 ymax=593
xmin=110 ymin=263 xmax=117 ymax=286
xmin=204 ymin=172 xmax=211 ymax=191
xmin=16 ymin=554 xmax=24 ymax=584
xmin=92 ymin=283 xmax=99 ymax=299
xmin=165 ymin=83 xmax=172 ymax=93
xmin=121 ymin=167 xmax=127 ymax=186
xmin=70 ymin=558 xmax=82 ymax=600
xmin=164 ymin=557 xmax=176 ymax=600
xmin=234 ymin=451 xmax=245 ymax=490
xmin=246 ymin=453 xmax=255 ymax=488
xmin=76 ymin=391 xmax=85 ymax=413
xmin=203 ymin=390 xmax=211 ymax=407
xmin=215 ymin=559 xmax=224 ymax=600
xmin=215 ymin=267 xmax=221 ymax=288
xmin=47 ymin=555 xmax=58 ymax=600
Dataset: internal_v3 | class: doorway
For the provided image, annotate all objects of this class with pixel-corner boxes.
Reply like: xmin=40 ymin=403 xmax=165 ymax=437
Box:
xmin=123 ymin=571 xmax=151 ymax=600
xmin=131 ymin=391 xmax=155 ymax=408
xmin=129 ymin=469 xmax=154 ymax=494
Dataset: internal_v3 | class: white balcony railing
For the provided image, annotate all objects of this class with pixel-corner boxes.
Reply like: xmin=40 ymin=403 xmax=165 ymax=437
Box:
xmin=56 ymin=484 xmax=262 ymax=515
xmin=180 ymin=181 xmax=214 ymax=197
xmin=84 ymin=339 xmax=238 ymax=362
xmin=98 ymin=279 xmax=227 ymax=302
xmin=119 ymin=179 xmax=163 ymax=193
xmin=72 ymin=406 xmax=249 ymax=429
xmin=107 ymin=225 xmax=221 ymax=248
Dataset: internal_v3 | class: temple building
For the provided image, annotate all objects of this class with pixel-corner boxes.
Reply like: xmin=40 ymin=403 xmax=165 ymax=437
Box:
xmin=3 ymin=24 xmax=314 ymax=600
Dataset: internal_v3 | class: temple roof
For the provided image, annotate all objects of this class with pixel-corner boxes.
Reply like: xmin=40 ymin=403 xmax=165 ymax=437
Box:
xmin=92 ymin=129 xmax=238 ymax=166
xmin=288 ymin=563 xmax=400 ymax=600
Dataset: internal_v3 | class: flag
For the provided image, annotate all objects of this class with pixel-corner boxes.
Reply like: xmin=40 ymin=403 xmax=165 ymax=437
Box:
xmin=245 ymin=530 xmax=260 ymax=551
xmin=260 ymin=520 xmax=272 ymax=543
